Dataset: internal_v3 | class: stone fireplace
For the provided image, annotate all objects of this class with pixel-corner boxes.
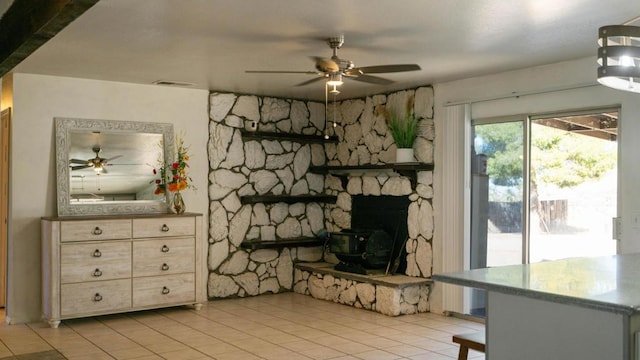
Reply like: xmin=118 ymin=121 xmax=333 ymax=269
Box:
xmin=206 ymin=86 xmax=435 ymax=311
xmin=329 ymin=195 xmax=411 ymax=274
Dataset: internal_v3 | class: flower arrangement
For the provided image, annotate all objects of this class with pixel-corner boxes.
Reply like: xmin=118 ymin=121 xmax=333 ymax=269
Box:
xmin=152 ymin=133 xmax=194 ymax=195
xmin=382 ymin=95 xmax=417 ymax=148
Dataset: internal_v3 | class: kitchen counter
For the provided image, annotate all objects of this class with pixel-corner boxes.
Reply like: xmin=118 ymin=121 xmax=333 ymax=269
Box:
xmin=433 ymin=254 xmax=640 ymax=360
xmin=433 ymin=253 xmax=640 ymax=315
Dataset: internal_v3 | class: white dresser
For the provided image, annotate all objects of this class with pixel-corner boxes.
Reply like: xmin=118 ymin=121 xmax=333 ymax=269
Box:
xmin=41 ymin=213 xmax=205 ymax=328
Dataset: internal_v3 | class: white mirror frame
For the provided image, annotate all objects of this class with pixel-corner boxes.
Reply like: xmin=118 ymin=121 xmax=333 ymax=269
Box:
xmin=55 ymin=117 xmax=174 ymax=216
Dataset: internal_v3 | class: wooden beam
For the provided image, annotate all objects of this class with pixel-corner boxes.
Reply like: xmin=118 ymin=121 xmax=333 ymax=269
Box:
xmin=0 ymin=0 xmax=99 ymax=78
xmin=535 ymin=115 xmax=618 ymax=142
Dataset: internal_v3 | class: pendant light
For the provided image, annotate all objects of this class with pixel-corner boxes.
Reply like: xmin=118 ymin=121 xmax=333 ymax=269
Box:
xmin=597 ymin=21 xmax=640 ymax=92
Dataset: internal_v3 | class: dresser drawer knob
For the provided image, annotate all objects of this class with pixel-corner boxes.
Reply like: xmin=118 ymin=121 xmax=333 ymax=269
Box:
xmin=93 ymin=293 xmax=103 ymax=302
xmin=161 ymin=263 xmax=170 ymax=271
xmin=92 ymin=249 xmax=102 ymax=258
xmin=161 ymin=224 xmax=170 ymax=232
xmin=162 ymin=286 xmax=170 ymax=295
xmin=92 ymin=268 xmax=103 ymax=277
xmin=161 ymin=245 xmax=170 ymax=253
xmin=92 ymin=227 xmax=103 ymax=235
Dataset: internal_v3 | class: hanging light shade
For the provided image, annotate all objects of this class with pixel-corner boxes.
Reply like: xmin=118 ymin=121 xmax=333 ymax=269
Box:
xmin=326 ymin=73 xmax=343 ymax=86
xmin=597 ymin=25 xmax=640 ymax=93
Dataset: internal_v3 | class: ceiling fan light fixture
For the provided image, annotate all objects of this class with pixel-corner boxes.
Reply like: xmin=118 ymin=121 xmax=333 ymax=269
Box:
xmin=597 ymin=25 xmax=640 ymax=93
xmin=327 ymin=73 xmax=343 ymax=86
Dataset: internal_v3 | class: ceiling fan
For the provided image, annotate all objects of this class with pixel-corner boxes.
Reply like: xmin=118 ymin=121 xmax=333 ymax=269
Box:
xmin=246 ymin=35 xmax=421 ymax=87
xmin=70 ymin=145 xmax=122 ymax=173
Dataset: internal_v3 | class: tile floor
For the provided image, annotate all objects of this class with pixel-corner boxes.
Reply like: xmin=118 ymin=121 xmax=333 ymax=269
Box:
xmin=0 ymin=293 xmax=485 ymax=359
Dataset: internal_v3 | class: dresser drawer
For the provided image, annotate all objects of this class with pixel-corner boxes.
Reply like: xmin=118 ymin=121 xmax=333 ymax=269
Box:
xmin=61 ymin=241 xmax=131 ymax=283
xmin=132 ymin=238 xmax=194 ymax=277
xmin=132 ymin=217 xmax=194 ymax=238
xmin=60 ymin=279 xmax=131 ymax=316
xmin=132 ymin=273 xmax=194 ymax=308
xmin=60 ymin=219 xmax=131 ymax=242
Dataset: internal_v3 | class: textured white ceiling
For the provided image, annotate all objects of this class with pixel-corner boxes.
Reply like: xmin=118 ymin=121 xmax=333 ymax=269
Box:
xmin=12 ymin=0 xmax=640 ymax=101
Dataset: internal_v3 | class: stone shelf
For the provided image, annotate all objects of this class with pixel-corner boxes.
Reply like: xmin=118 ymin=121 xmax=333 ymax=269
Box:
xmin=240 ymin=130 xmax=339 ymax=144
xmin=309 ymin=163 xmax=434 ymax=189
xmin=240 ymin=194 xmax=337 ymax=205
xmin=240 ymin=237 xmax=325 ymax=250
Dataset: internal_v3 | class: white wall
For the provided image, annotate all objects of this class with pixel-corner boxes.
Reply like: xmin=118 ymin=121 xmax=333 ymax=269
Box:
xmin=9 ymin=74 xmax=209 ymax=323
xmin=431 ymin=56 xmax=640 ymax=314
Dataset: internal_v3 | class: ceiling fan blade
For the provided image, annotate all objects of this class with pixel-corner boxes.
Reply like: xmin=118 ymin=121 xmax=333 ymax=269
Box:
xmin=295 ymin=76 xmax=326 ymax=87
xmin=350 ymin=74 xmax=394 ymax=85
xmin=104 ymin=155 xmax=123 ymax=163
xmin=246 ymin=70 xmax=319 ymax=74
xmin=346 ymin=64 xmax=421 ymax=75
xmin=70 ymin=158 xmax=90 ymax=165
xmin=71 ymin=165 xmax=91 ymax=170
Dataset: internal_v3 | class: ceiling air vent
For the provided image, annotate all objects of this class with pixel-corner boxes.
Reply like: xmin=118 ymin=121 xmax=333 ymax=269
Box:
xmin=152 ymin=80 xmax=195 ymax=87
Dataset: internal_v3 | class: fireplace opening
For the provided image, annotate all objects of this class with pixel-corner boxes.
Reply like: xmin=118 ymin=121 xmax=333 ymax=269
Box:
xmin=328 ymin=195 xmax=410 ymax=275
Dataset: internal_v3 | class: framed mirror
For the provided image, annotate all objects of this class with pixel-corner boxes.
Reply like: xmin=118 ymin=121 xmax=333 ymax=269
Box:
xmin=55 ymin=117 xmax=174 ymax=216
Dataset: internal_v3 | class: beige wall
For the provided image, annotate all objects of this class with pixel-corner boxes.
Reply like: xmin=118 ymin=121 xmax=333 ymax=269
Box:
xmin=9 ymin=74 xmax=209 ymax=323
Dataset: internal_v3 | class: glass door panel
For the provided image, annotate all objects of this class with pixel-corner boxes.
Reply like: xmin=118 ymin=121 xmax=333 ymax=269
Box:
xmin=469 ymin=121 xmax=524 ymax=317
xmin=471 ymin=121 xmax=524 ymax=269
xmin=529 ymin=114 xmax=618 ymax=262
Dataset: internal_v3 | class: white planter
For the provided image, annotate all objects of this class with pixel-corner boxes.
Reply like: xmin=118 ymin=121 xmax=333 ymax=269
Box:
xmin=396 ymin=148 xmax=415 ymax=163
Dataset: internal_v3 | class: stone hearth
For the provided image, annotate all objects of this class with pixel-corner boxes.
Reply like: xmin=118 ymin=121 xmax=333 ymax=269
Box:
xmin=294 ymin=262 xmax=431 ymax=316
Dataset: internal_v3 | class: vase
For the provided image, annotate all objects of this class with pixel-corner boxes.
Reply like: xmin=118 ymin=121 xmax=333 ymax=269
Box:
xmin=396 ymin=148 xmax=415 ymax=163
xmin=172 ymin=192 xmax=185 ymax=214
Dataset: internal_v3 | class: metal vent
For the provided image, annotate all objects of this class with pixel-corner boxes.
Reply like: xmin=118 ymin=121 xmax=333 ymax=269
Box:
xmin=152 ymin=80 xmax=195 ymax=87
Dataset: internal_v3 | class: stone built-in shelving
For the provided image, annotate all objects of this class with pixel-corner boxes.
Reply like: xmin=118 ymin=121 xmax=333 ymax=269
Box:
xmin=239 ymin=129 xmax=338 ymax=208
xmin=238 ymin=129 xmax=338 ymax=250
xmin=240 ymin=129 xmax=339 ymax=144
xmin=239 ymin=194 xmax=337 ymax=205
xmin=310 ymin=162 xmax=434 ymax=189
xmin=240 ymin=237 xmax=325 ymax=250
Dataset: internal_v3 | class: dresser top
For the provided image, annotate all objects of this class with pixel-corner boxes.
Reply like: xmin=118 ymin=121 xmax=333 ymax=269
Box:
xmin=433 ymin=253 xmax=640 ymax=315
xmin=42 ymin=212 xmax=202 ymax=221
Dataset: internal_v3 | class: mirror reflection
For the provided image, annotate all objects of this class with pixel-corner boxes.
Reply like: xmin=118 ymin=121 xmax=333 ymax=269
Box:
xmin=69 ymin=130 xmax=163 ymax=202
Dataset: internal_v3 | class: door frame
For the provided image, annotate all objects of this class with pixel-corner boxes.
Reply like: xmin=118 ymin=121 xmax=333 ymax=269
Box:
xmin=0 ymin=108 xmax=10 ymax=308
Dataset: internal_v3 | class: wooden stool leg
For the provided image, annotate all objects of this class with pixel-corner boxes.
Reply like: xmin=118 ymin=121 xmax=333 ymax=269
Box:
xmin=457 ymin=345 xmax=469 ymax=360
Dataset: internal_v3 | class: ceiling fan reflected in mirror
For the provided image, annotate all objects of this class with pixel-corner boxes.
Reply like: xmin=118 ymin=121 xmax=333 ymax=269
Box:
xmin=70 ymin=145 xmax=122 ymax=173
xmin=246 ymin=35 xmax=421 ymax=87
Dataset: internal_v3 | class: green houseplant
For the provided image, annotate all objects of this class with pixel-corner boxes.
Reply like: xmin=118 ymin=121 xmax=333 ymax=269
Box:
xmin=383 ymin=95 xmax=418 ymax=162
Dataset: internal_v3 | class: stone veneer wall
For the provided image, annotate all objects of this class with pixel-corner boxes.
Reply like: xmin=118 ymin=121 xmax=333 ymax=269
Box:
xmin=207 ymin=93 xmax=328 ymax=298
xmin=315 ymin=86 xmax=435 ymax=278
xmin=207 ymin=86 xmax=435 ymax=300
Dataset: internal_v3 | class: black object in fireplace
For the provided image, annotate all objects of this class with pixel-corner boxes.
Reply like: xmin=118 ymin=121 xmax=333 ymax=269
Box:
xmin=328 ymin=229 xmax=393 ymax=274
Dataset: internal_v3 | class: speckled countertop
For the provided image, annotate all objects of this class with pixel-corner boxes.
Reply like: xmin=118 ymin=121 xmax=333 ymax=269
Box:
xmin=432 ymin=254 xmax=640 ymax=315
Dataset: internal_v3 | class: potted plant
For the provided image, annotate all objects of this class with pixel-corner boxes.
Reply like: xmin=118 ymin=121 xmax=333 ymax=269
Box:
xmin=383 ymin=95 xmax=417 ymax=163
xmin=152 ymin=133 xmax=195 ymax=214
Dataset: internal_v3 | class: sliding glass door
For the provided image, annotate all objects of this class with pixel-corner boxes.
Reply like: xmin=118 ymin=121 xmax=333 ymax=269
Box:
xmin=468 ymin=109 xmax=618 ymax=317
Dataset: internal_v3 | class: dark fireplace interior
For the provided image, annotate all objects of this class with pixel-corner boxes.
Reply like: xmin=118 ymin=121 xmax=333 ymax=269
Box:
xmin=329 ymin=195 xmax=410 ymax=275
